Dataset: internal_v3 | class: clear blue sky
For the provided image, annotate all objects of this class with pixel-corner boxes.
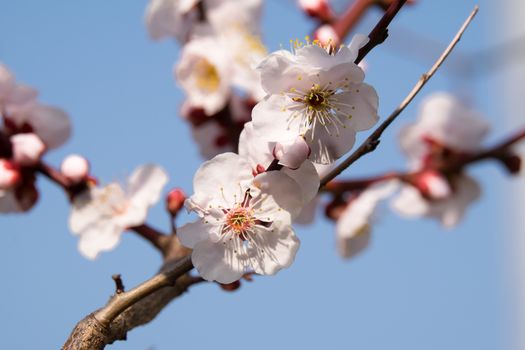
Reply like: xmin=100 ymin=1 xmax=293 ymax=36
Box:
xmin=0 ymin=1 xmax=519 ymax=349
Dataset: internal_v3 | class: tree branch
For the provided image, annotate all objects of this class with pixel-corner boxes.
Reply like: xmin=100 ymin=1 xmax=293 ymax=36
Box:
xmin=321 ymin=5 xmax=479 ymax=187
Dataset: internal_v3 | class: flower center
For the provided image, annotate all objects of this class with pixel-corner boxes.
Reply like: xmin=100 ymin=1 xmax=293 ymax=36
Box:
xmin=194 ymin=59 xmax=220 ymax=92
xmin=225 ymin=206 xmax=254 ymax=234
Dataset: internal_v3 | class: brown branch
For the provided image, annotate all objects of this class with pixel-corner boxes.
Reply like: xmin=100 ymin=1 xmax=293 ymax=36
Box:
xmin=320 ymin=6 xmax=479 ymax=187
xmin=129 ymin=224 xmax=170 ymax=254
xmin=355 ymin=0 xmax=408 ymax=64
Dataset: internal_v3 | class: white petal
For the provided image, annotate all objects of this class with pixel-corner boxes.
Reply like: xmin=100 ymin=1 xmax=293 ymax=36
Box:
xmin=251 ymin=171 xmax=303 ymax=220
xmin=77 ymin=220 xmax=122 ymax=260
xmin=10 ymin=133 xmax=46 ymax=166
xmin=178 ymin=218 xmax=222 ymax=248
xmin=282 ymin=160 xmax=319 ymax=205
xmin=249 ymin=223 xmax=300 ymax=275
xmin=306 ymin=120 xmax=356 ymax=164
xmin=192 ymin=153 xmax=253 ymax=208
xmin=25 ymin=104 xmax=71 ymax=149
xmin=238 ymin=121 xmax=274 ymax=168
xmin=127 ymin=164 xmax=168 ymax=208
xmin=274 ymin=136 xmax=310 ymax=169
xmin=336 ymin=83 xmax=379 ymax=131
xmin=390 ymin=184 xmax=430 ymax=217
xmin=192 ymin=238 xmax=249 ymax=283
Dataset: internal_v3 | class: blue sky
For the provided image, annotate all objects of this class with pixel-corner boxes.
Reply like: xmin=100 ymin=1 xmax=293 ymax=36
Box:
xmin=0 ymin=1 xmax=520 ymax=349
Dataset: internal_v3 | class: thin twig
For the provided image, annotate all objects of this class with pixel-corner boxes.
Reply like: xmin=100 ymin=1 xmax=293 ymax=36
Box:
xmin=130 ymin=224 xmax=170 ymax=253
xmin=111 ymin=275 xmax=125 ymax=294
xmin=321 ymin=6 xmax=479 ymax=187
xmin=355 ymin=0 xmax=408 ymax=64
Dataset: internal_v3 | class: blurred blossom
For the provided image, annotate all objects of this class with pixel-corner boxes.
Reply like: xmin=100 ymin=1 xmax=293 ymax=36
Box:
xmin=336 ymin=180 xmax=399 ymax=259
xmin=145 ymin=0 xmax=200 ymax=42
xmin=69 ymin=165 xmax=168 ymax=259
xmin=10 ymin=133 xmax=45 ymax=166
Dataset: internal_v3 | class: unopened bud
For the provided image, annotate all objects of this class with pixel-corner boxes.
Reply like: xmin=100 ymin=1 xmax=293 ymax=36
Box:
xmin=166 ymin=188 xmax=186 ymax=216
xmin=415 ymin=170 xmax=451 ymax=200
xmin=0 ymin=159 xmax=21 ymax=189
xmin=273 ymin=136 xmax=310 ymax=169
xmin=11 ymin=133 xmax=45 ymax=166
xmin=313 ymin=24 xmax=341 ymax=49
xmin=61 ymin=154 xmax=90 ymax=183
xmin=298 ymin=0 xmax=334 ymax=22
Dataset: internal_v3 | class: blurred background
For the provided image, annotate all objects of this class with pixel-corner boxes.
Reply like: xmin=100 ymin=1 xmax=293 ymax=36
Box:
xmin=1 ymin=0 xmax=524 ymax=349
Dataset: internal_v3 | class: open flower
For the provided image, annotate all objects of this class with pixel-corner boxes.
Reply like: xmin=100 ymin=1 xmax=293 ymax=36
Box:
xmin=175 ymin=36 xmax=233 ymax=115
xmin=69 ymin=165 xmax=168 ymax=259
xmin=178 ymin=153 xmax=302 ymax=283
xmin=336 ymin=180 xmax=398 ymax=259
xmin=252 ymin=35 xmax=378 ymax=164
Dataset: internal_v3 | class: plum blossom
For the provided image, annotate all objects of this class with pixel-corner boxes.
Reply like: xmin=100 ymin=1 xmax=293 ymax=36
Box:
xmin=391 ymin=175 xmax=480 ymax=228
xmin=399 ymin=92 xmax=489 ymax=168
xmin=175 ymin=36 xmax=233 ymax=115
xmin=178 ymin=153 xmax=302 ymax=283
xmin=145 ymin=0 xmax=200 ymax=42
xmin=336 ymin=181 xmax=398 ymax=259
xmin=69 ymin=165 xmax=168 ymax=259
xmin=391 ymin=92 xmax=488 ymax=227
xmin=239 ymin=122 xmax=319 ymax=208
xmin=252 ymin=35 xmax=378 ymax=164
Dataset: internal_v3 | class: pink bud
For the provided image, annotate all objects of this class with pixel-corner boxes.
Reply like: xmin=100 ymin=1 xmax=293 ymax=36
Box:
xmin=0 ymin=159 xmax=21 ymax=189
xmin=273 ymin=136 xmax=310 ymax=169
xmin=61 ymin=154 xmax=90 ymax=183
xmin=11 ymin=133 xmax=45 ymax=166
xmin=298 ymin=0 xmax=334 ymax=22
xmin=313 ymin=24 xmax=341 ymax=48
xmin=166 ymin=188 xmax=186 ymax=216
xmin=416 ymin=170 xmax=451 ymax=200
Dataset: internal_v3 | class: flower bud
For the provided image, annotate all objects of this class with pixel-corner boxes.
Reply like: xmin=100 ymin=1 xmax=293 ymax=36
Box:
xmin=61 ymin=154 xmax=90 ymax=183
xmin=273 ymin=136 xmax=310 ymax=169
xmin=0 ymin=159 xmax=21 ymax=189
xmin=11 ymin=133 xmax=45 ymax=166
xmin=298 ymin=0 xmax=334 ymax=22
xmin=415 ymin=170 xmax=451 ymax=200
xmin=166 ymin=188 xmax=186 ymax=216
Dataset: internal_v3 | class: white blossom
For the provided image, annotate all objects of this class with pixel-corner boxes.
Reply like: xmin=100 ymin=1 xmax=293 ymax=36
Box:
xmin=69 ymin=165 xmax=168 ymax=259
xmin=175 ymin=36 xmax=233 ymax=115
xmin=178 ymin=153 xmax=302 ymax=283
xmin=391 ymin=175 xmax=480 ymax=228
xmin=336 ymin=180 xmax=398 ymax=259
xmin=252 ymin=35 xmax=378 ymax=164
xmin=399 ymin=92 xmax=489 ymax=168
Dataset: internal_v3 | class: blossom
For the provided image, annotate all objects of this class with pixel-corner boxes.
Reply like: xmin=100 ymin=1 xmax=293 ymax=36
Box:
xmin=178 ymin=153 xmax=302 ymax=283
xmin=175 ymin=36 xmax=233 ymax=115
xmin=69 ymin=165 xmax=168 ymax=259
xmin=399 ymin=92 xmax=489 ymax=168
xmin=144 ymin=0 xmax=199 ymax=42
xmin=336 ymin=181 xmax=398 ymax=259
xmin=391 ymin=92 xmax=487 ymax=227
xmin=238 ymin=122 xmax=319 ymax=208
xmin=10 ymin=133 xmax=45 ymax=166
xmin=252 ymin=35 xmax=378 ymax=164
xmin=391 ymin=175 xmax=480 ymax=228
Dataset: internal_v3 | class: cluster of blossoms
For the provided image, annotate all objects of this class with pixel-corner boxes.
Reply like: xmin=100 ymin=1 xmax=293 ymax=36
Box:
xmin=146 ymin=0 xmax=267 ymax=159
xmin=0 ymin=64 xmax=71 ymax=212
